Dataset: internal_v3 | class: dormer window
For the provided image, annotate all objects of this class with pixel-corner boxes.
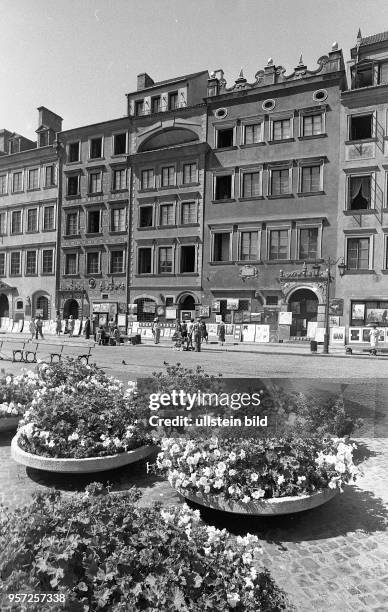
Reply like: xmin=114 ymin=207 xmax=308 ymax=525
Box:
xmin=39 ymin=131 xmax=48 ymax=147
xmin=151 ymin=97 xmax=161 ymax=113
xmin=351 ymin=63 xmax=373 ymax=89
xmin=168 ymin=91 xmax=178 ymax=110
xmin=135 ymin=100 xmax=144 ymax=116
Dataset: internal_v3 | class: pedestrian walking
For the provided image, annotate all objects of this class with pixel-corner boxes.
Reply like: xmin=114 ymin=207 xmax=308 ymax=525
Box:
xmin=200 ymin=320 xmax=208 ymax=344
xmin=172 ymin=321 xmax=183 ymax=351
xmin=83 ymin=317 xmax=91 ymax=340
xmin=193 ymin=319 xmax=202 ymax=352
xmin=218 ymin=320 xmax=225 ymax=346
xmin=187 ymin=319 xmax=195 ymax=350
xmin=35 ymin=316 xmax=44 ymax=340
xmin=55 ymin=314 xmax=62 ymax=336
xmin=92 ymin=314 xmax=98 ymax=340
xmin=68 ymin=315 xmax=75 ymax=338
xmin=152 ymin=317 xmax=161 ymax=344
xmin=29 ymin=319 xmax=36 ymax=341
xmin=369 ymin=324 xmax=379 ymax=356
xmin=181 ymin=321 xmax=188 ymax=350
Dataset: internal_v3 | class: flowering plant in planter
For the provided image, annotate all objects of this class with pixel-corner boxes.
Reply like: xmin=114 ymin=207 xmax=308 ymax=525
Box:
xmin=156 ymin=436 xmax=359 ymax=503
xmin=0 ymin=485 xmax=289 ymax=611
xmin=16 ymin=360 xmax=151 ymax=459
xmin=0 ymin=370 xmax=42 ymax=419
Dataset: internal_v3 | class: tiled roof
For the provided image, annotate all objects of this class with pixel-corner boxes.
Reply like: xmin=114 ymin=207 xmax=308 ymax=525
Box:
xmin=360 ymin=31 xmax=388 ymax=46
xmin=149 ymin=70 xmax=208 ymax=89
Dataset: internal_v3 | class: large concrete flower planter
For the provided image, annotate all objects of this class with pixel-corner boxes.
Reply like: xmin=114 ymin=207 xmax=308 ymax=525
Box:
xmin=0 ymin=416 xmax=21 ymax=433
xmin=177 ymin=488 xmax=338 ymax=515
xmin=11 ymin=435 xmax=154 ymax=473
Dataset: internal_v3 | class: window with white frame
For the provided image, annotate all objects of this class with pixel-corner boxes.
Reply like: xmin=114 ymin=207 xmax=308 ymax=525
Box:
xmin=90 ymin=137 xmax=103 ymax=159
xmin=212 ymin=232 xmax=231 ymax=262
xmin=0 ymin=174 xmax=8 ymax=195
xmin=269 ymin=168 xmax=291 ymax=196
xmin=241 ymin=171 xmax=261 ymax=198
xmin=42 ymin=249 xmax=54 ymax=274
xmin=141 ymin=169 xmax=154 ymax=190
xmin=10 ymin=251 xmax=21 ymax=275
xmin=180 ymin=245 xmax=196 ymax=273
xmin=214 ymin=174 xmax=233 ymax=200
xmin=158 ymin=246 xmax=173 ymax=273
xmin=45 ymin=165 xmax=56 ymax=187
xmin=160 ymin=203 xmax=174 ymax=226
xmin=28 ymin=168 xmax=39 ymax=190
xmin=0 ymin=212 xmax=6 ymax=235
xmin=86 ymin=252 xmax=100 ymax=274
xmin=182 ymin=162 xmax=197 ymax=184
xmin=111 ymin=207 xmax=126 ymax=232
xmin=271 ymin=118 xmax=292 ymax=141
xmin=0 ymin=253 xmax=5 ymax=276
xmin=268 ymin=229 xmax=289 ymax=260
xmin=27 ymin=208 xmax=38 ymax=232
xmin=89 ymin=171 xmax=102 ymax=194
xmin=113 ymin=133 xmax=126 ymax=155
xmin=302 ymin=113 xmax=324 ymax=137
xmin=151 ymin=96 xmax=161 ymax=113
xmin=239 ymin=231 xmax=258 ymax=260
xmin=12 ymin=172 xmax=23 ymax=192
xmin=243 ymin=123 xmax=262 ymax=145
xmin=298 ymin=227 xmax=319 ymax=260
xmin=111 ymin=250 xmax=124 ymax=273
xmin=68 ymin=142 xmax=80 ymax=163
xmin=66 ymin=211 xmax=78 ymax=235
xmin=65 ymin=253 xmax=77 ymax=275
xmin=43 ymin=205 xmax=55 ymax=231
xmin=346 ymin=236 xmax=371 ymax=270
xmin=11 ymin=210 xmax=22 ymax=234
xmin=113 ymin=168 xmax=126 ymax=190
xmin=26 ymin=250 xmax=37 ymax=275
xmin=347 ymin=175 xmax=373 ymax=210
xmin=181 ymin=201 xmax=196 ymax=224
xmin=161 ymin=166 xmax=175 ymax=187
xmin=300 ymin=165 xmax=322 ymax=193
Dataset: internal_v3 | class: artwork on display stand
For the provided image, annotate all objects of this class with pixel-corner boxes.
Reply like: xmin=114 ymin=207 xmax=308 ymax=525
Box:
xmin=351 ymin=303 xmax=365 ymax=321
xmin=330 ymin=326 xmax=345 ymax=344
xmin=255 ymin=325 xmax=270 ymax=343
xmin=329 ymin=316 xmax=340 ymax=327
xmin=365 ymin=308 xmax=388 ymax=325
xmin=306 ymin=321 xmax=318 ymax=339
xmin=117 ymin=314 xmax=127 ymax=327
xmin=278 ymin=325 xmax=290 ymax=341
xmin=278 ymin=311 xmax=292 ymax=325
xmin=242 ymin=324 xmax=256 ymax=342
xmin=234 ymin=325 xmax=242 ymax=341
xmin=315 ymin=327 xmax=325 ymax=343
xmin=349 ymin=328 xmax=361 ymax=343
xmin=329 ymin=299 xmax=344 ymax=316
xmin=165 ymin=308 xmax=177 ymax=320
xmin=73 ymin=320 xmax=81 ymax=336
xmin=226 ymin=299 xmax=239 ymax=311
xmin=362 ymin=328 xmax=371 ymax=343
xmin=215 ymin=315 xmax=223 ymax=323
xmin=250 ymin=312 xmax=262 ymax=323
xmin=207 ymin=323 xmax=219 ymax=341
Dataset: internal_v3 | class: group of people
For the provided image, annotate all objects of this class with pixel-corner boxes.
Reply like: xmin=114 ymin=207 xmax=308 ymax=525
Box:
xmin=28 ymin=316 xmax=44 ymax=340
xmin=151 ymin=316 xmax=227 ymax=351
xmin=95 ymin=317 xmax=121 ymax=346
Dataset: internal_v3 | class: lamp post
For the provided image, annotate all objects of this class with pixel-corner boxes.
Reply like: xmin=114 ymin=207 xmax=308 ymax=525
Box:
xmin=313 ymin=258 xmax=346 ymax=354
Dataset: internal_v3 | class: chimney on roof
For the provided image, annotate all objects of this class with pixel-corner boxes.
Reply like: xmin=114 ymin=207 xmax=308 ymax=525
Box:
xmin=137 ymin=73 xmax=155 ymax=90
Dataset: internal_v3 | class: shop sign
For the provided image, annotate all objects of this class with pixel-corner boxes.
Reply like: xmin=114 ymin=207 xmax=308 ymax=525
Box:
xmin=226 ymin=298 xmax=239 ymax=311
xmin=329 ymin=299 xmax=343 ymax=316
xmin=239 ymin=265 xmax=258 ymax=281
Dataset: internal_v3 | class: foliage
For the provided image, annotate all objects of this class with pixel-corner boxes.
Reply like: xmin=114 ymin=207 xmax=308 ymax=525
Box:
xmin=0 ymin=486 xmax=289 ymax=612
xmin=156 ymin=436 xmax=359 ymax=502
xmin=16 ymin=359 xmax=151 ymax=459
xmin=0 ymin=369 xmax=42 ymax=418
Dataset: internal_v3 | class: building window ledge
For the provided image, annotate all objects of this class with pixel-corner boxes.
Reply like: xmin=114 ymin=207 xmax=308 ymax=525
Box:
xmin=267 ymin=138 xmax=295 ymax=145
xmin=179 ymin=182 xmax=200 ymax=188
xmin=27 ymin=188 xmax=40 ymax=193
xmin=298 ymin=134 xmax=327 ymax=141
xmin=65 ymin=194 xmax=81 ymax=200
xmin=87 ymin=192 xmax=103 ymax=198
xmin=209 ymin=261 xmax=235 ymax=266
xmin=344 ymin=269 xmax=375 ymax=275
xmin=212 ymin=198 xmax=236 ymax=204
xmin=109 ymin=230 xmax=127 ymax=235
xmin=177 ymin=272 xmax=199 ymax=276
xmin=343 ymin=209 xmax=375 ymax=215
xmin=156 ymin=224 xmax=177 ymax=230
xmin=238 ymin=196 xmax=264 ymax=202
xmin=64 ymin=233 xmax=81 ymax=239
xmin=177 ymin=222 xmax=200 ymax=228
xmin=138 ymin=188 xmax=157 ymax=194
xmin=345 ymin=138 xmax=378 ymax=145
xmin=85 ymin=232 xmax=103 ymax=238
xmin=63 ymin=273 xmax=80 ymax=278
xmin=41 ymin=272 xmax=55 ymax=276
xmin=111 ymin=188 xmax=128 ymax=194
xmin=267 ymin=194 xmax=294 ymax=200
xmin=109 ymin=271 xmax=126 ymax=276
xmin=214 ymin=146 xmax=238 ymax=152
xmin=240 ymin=143 xmax=265 ymax=149
xmin=85 ymin=272 xmax=102 ymax=277
xmin=87 ymin=157 xmax=105 ymax=163
xmin=137 ymin=226 xmax=155 ymax=231
xmin=297 ymin=191 xmax=325 ymax=197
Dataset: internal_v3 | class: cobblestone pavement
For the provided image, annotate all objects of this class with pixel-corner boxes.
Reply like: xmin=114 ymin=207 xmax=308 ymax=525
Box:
xmin=1 ymin=432 xmax=387 ymax=611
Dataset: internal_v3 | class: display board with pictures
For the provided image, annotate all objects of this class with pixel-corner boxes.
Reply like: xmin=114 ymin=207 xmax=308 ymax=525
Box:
xmin=278 ymin=325 xmax=290 ymax=341
xmin=73 ymin=320 xmax=82 ymax=336
xmin=255 ymin=325 xmax=270 ymax=343
xmin=330 ymin=326 xmax=345 ymax=344
xmin=278 ymin=311 xmax=292 ymax=325
xmin=242 ymin=324 xmax=256 ymax=342
xmin=349 ymin=327 xmax=362 ymax=343
xmin=234 ymin=324 xmax=242 ymax=341
xmin=307 ymin=321 xmax=318 ymax=339
xmin=207 ymin=323 xmax=219 ymax=341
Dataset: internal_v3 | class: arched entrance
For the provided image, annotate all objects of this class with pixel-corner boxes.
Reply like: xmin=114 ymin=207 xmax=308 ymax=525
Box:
xmin=0 ymin=294 xmax=9 ymax=318
xmin=134 ymin=297 xmax=156 ymax=322
xmin=63 ymin=299 xmax=79 ymax=320
xmin=288 ymin=288 xmax=318 ymax=337
xmin=36 ymin=295 xmax=49 ymax=320
xmin=178 ymin=294 xmax=196 ymax=320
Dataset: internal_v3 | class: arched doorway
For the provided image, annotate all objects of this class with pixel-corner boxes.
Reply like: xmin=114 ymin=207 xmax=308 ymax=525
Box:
xmin=36 ymin=295 xmax=49 ymax=320
xmin=134 ymin=297 xmax=156 ymax=322
xmin=178 ymin=294 xmax=196 ymax=320
xmin=0 ymin=294 xmax=9 ymax=318
xmin=288 ymin=288 xmax=318 ymax=337
xmin=63 ymin=299 xmax=79 ymax=320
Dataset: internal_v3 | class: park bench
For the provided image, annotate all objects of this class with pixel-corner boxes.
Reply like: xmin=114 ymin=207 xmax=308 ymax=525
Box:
xmin=48 ymin=343 xmax=94 ymax=365
xmin=345 ymin=345 xmax=388 ymax=356
xmin=0 ymin=340 xmax=38 ymax=363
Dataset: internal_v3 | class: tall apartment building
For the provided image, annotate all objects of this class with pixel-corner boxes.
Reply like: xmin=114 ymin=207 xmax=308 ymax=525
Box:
xmin=202 ymin=45 xmax=346 ymax=338
xmin=57 ymin=117 xmax=130 ymax=325
xmin=0 ymin=107 xmax=62 ymax=323
xmin=127 ymin=71 xmax=209 ymax=321
xmin=336 ymin=30 xmax=388 ymax=343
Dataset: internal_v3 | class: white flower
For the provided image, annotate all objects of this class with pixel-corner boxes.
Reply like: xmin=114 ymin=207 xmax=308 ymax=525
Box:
xmin=277 ymin=474 xmax=285 ymax=486
xmin=226 ymin=593 xmax=240 ymax=608
xmin=250 ymin=472 xmax=258 ymax=482
xmin=229 ymin=469 xmax=237 ymax=476
xmin=203 ymin=547 xmax=211 ymax=556
xmin=46 ymin=440 xmax=55 ymax=448
xmin=213 ymin=479 xmax=223 ymax=489
xmin=68 ymin=432 xmax=79 ymax=442
xmin=242 ymin=552 xmax=252 ymax=565
xmin=242 ymin=495 xmax=251 ymax=504
xmin=228 ymin=451 xmax=237 ymax=462
xmin=239 ymin=449 xmax=246 ymax=459
xmin=251 ymin=488 xmax=265 ymax=499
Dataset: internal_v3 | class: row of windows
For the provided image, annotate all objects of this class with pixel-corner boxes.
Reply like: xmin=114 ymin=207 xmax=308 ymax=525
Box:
xmin=0 ymin=205 xmax=55 ymax=235
xmin=0 ymin=165 xmax=56 ymax=195
xmin=67 ymin=133 xmax=127 ymax=164
xmin=212 ymin=164 xmax=323 ymax=200
xmin=137 ymin=245 xmax=196 ymax=275
xmin=64 ymin=250 xmax=125 ymax=275
xmin=140 ymin=162 xmax=198 ymax=190
xmin=66 ymin=168 xmax=127 ymax=196
xmin=0 ymin=249 xmax=54 ymax=277
xmin=213 ymin=111 xmax=326 ymax=149
xmin=138 ymin=201 xmax=197 ymax=228
xmin=343 ymin=235 xmax=388 ymax=271
xmin=209 ymin=227 xmax=321 ymax=263
xmin=133 ymin=91 xmax=183 ymax=117
xmin=64 ymin=207 xmax=126 ymax=235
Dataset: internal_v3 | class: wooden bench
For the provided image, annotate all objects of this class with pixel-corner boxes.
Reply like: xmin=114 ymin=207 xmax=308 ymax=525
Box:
xmin=49 ymin=343 xmax=94 ymax=365
xmin=345 ymin=345 xmax=388 ymax=356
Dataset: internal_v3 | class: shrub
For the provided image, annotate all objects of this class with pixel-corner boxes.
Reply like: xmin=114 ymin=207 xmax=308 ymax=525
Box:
xmin=0 ymin=369 xmax=42 ymax=418
xmin=0 ymin=486 xmax=289 ymax=611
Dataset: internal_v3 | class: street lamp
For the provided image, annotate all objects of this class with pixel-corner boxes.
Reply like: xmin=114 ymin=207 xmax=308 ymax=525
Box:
xmin=313 ymin=258 xmax=345 ymax=354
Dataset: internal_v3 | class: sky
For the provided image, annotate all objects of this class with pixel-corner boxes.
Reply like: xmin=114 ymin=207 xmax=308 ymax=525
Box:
xmin=1 ymin=0 xmax=388 ymax=140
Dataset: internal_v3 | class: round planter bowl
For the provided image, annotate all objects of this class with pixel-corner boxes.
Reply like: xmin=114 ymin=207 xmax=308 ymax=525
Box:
xmin=177 ymin=488 xmax=339 ymax=515
xmin=0 ymin=416 xmax=21 ymax=433
xmin=11 ymin=435 xmax=154 ymax=473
